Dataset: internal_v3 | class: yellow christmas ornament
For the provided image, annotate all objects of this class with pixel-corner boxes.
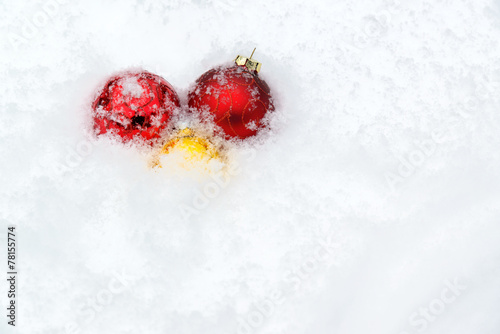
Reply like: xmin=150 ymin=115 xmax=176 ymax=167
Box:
xmin=152 ymin=128 xmax=223 ymax=172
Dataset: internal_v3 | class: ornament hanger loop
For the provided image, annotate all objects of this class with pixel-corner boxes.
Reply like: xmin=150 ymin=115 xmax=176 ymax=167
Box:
xmin=235 ymin=47 xmax=262 ymax=73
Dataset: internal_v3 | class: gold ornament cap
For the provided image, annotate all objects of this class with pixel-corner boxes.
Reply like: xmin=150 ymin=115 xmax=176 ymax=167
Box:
xmin=235 ymin=48 xmax=262 ymax=73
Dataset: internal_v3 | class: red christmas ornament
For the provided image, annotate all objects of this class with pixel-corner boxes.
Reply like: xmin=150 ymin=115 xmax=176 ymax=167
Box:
xmin=188 ymin=50 xmax=274 ymax=140
xmin=92 ymin=71 xmax=180 ymax=144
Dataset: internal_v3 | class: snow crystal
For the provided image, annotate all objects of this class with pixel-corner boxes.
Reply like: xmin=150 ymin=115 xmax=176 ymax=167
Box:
xmin=120 ymin=76 xmax=145 ymax=98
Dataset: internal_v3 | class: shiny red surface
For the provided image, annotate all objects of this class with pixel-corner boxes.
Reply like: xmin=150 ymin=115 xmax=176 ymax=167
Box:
xmin=188 ymin=65 xmax=274 ymax=139
xmin=92 ymin=71 xmax=180 ymax=144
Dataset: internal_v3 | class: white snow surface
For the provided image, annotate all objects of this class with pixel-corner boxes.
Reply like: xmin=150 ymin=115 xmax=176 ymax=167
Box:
xmin=2 ymin=0 xmax=500 ymax=333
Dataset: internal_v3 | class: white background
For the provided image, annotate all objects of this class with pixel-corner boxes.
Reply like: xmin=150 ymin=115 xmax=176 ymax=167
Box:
xmin=1 ymin=0 xmax=500 ymax=333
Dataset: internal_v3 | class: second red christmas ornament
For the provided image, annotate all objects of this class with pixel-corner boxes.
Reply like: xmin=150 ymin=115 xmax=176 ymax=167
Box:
xmin=188 ymin=49 xmax=274 ymax=140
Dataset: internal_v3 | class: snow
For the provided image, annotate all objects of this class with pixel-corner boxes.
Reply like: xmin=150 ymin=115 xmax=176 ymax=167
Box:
xmin=121 ymin=76 xmax=146 ymax=99
xmin=1 ymin=0 xmax=500 ymax=333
